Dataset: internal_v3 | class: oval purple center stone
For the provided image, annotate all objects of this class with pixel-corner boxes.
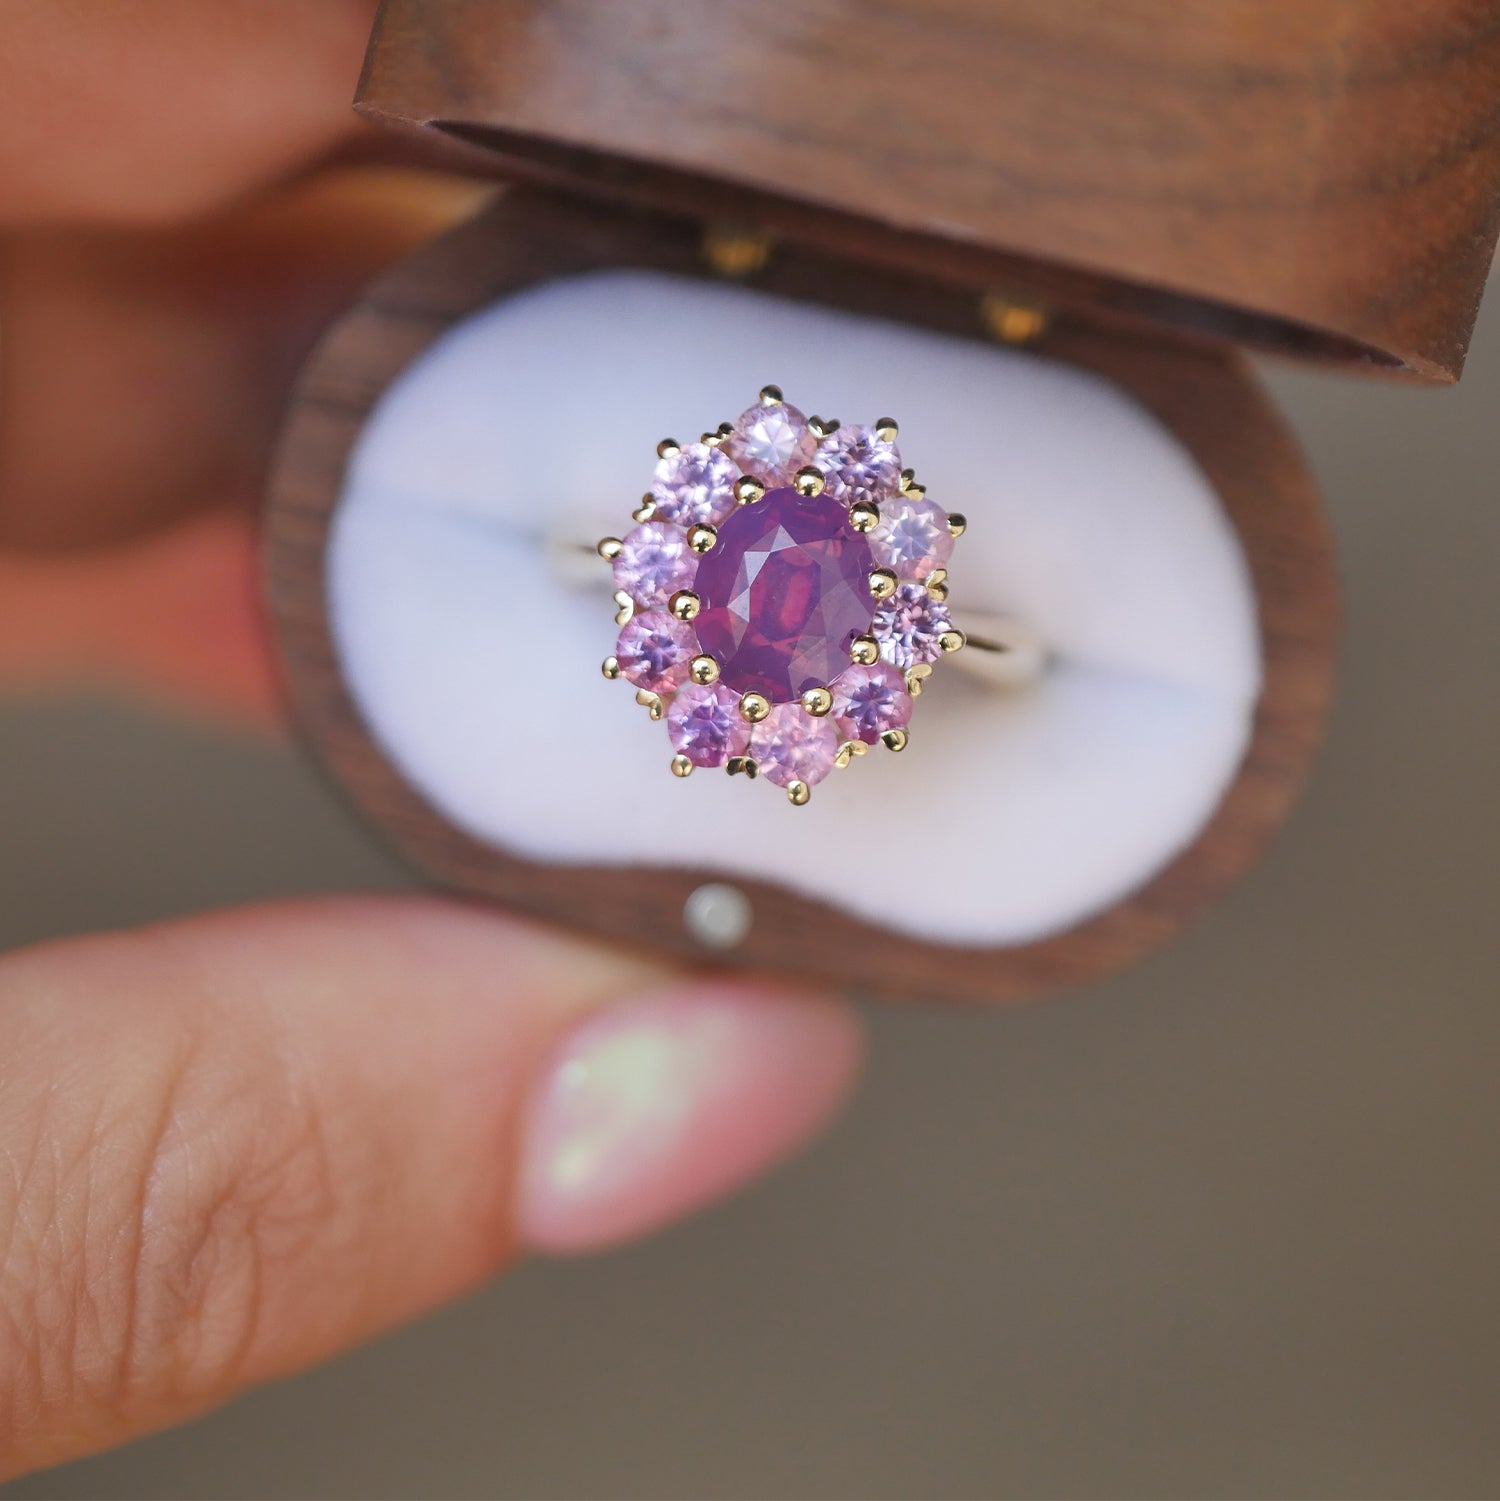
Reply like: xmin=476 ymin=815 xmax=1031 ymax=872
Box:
xmin=694 ymin=486 xmax=875 ymax=702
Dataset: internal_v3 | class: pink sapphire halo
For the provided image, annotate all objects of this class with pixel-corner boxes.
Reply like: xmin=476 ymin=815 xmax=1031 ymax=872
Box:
xmin=597 ymin=386 xmax=967 ymax=805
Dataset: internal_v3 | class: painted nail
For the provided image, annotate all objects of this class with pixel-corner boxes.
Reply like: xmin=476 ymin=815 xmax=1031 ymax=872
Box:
xmin=517 ymin=986 xmax=860 ymax=1254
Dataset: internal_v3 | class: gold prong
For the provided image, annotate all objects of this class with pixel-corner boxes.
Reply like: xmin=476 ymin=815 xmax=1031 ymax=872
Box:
xmin=946 ymin=512 xmax=967 ymax=537
xmin=614 ymin=590 xmax=635 ymax=625
xmin=927 ymin=575 xmax=949 ymax=602
xmin=656 ymin=438 xmax=681 ymax=459
xmin=905 ymin=664 xmax=933 ymax=697
xmin=739 ymin=691 xmax=770 ymax=724
xmin=850 ymin=634 xmax=879 ymax=665
xmin=687 ymin=523 xmax=718 ymax=554
xmin=702 ymin=422 xmax=733 ymax=446
xmin=689 ymin=654 xmax=720 ymax=686
xmin=905 ymin=481 xmax=927 ymax=499
xmin=787 ymin=780 xmax=811 ymax=806
xmin=726 ymin=755 xmax=760 ymax=779
xmin=669 ymin=589 xmax=701 ymax=621
xmin=597 ymin=536 xmax=623 ymax=561
xmin=868 ymin=567 xmax=898 ymax=600
xmin=671 ymin=753 xmax=694 ymax=778
xmin=807 ymin=414 xmax=839 ymax=440
xmin=927 ymin=568 xmax=947 ymax=590
xmin=602 ymin=655 xmax=622 ymax=681
xmin=899 ymin=468 xmax=917 ymax=493
xmin=801 ymin=686 xmax=833 ymax=717
xmin=939 ymin=629 xmax=966 ymax=654
xmin=881 ymin=727 xmax=908 ymax=752
xmin=848 ymin=500 xmax=880 ymax=533
xmin=874 ymin=417 xmax=899 ymax=443
xmin=634 ymin=495 xmax=658 ymax=523
xmin=833 ymin=740 xmax=870 ymax=770
xmin=636 ymin=689 xmax=665 ymax=720
xmin=736 ymin=475 xmax=765 ymax=506
xmin=793 ymin=466 xmax=825 ymax=498
xmin=758 ymin=384 xmax=783 ymax=406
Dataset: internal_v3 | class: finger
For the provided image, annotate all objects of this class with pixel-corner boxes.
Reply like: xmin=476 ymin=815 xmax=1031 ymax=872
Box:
xmin=0 ymin=898 xmax=861 ymax=1480
xmin=0 ymin=509 xmax=278 ymax=725
xmin=0 ymin=0 xmax=379 ymax=227
xmin=0 ymin=169 xmax=482 ymax=719
xmin=0 ymin=168 xmax=486 ymax=550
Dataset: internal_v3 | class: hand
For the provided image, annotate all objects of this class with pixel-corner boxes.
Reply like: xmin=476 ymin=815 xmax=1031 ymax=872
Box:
xmin=0 ymin=3 xmax=862 ymax=1480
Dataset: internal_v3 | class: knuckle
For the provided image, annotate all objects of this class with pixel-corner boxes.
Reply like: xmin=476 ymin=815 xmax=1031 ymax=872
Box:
xmin=0 ymin=1001 xmax=340 ymax=1453
xmin=0 ymin=1083 xmax=107 ymax=1452
xmin=125 ymin=1050 xmax=341 ymax=1404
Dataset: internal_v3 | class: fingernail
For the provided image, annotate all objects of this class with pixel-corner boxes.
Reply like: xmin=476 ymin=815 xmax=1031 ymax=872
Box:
xmin=517 ymin=986 xmax=861 ymax=1254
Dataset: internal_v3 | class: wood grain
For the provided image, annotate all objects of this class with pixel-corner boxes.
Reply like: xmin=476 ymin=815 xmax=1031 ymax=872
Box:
xmin=357 ymin=0 xmax=1500 ymax=383
xmin=264 ymin=187 xmax=1337 ymax=1004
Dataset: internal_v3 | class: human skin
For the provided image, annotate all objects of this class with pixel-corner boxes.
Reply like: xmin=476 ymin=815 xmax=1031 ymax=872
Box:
xmin=0 ymin=2 xmax=862 ymax=1481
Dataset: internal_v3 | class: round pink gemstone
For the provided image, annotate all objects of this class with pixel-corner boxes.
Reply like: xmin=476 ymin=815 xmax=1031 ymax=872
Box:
xmin=831 ymin=662 xmax=913 ymax=744
xmin=693 ymin=486 xmax=876 ymax=703
xmin=612 ymin=521 xmax=697 ymax=608
xmin=666 ymin=682 xmax=752 ymax=768
xmin=650 ymin=442 xmax=738 ymax=526
xmin=869 ymin=492 xmax=954 ymax=580
xmin=871 ymin=581 xmax=953 ymax=668
xmin=815 ymin=423 xmax=902 ymax=506
xmin=752 ymin=703 xmax=840 ymax=788
xmin=614 ymin=610 xmax=698 ymax=693
xmin=722 ymin=400 xmax=816 ymax=484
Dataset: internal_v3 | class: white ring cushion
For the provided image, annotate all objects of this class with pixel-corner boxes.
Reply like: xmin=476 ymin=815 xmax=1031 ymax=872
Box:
xmin=328 ymin=271 xmax=1261 ymax=947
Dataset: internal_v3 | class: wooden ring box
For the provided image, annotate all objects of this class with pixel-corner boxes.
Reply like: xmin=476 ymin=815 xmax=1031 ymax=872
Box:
xmin=266 ymin=0 xmax=1500 ymax=1003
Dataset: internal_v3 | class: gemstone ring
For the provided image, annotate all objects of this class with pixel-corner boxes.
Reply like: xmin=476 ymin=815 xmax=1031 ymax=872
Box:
xmin=598 ymin=386 xmax=971 ymax=806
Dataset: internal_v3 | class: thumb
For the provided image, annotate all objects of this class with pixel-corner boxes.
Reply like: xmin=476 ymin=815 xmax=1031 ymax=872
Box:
xmin=0 ymin=898 xmax=860 ymax=1480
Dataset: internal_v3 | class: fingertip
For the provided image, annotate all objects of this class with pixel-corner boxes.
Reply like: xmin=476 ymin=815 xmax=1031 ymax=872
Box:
xmin=516 ymin=984 xmax=864 ymax=1255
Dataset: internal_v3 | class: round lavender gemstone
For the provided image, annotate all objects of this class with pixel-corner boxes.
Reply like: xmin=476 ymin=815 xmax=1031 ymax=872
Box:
xmin=830 ymin=662 xmax=913 ymax=744
xmin=615 ymin=610 xmax=698 ymax=693
xmin=722 ymin=400 xmax=817 ymax=484
xmin=815 ymin=423 xmax=902 ymax=507
xmin=666 ymin=682 xmax=752 ymax=768
xmin=869 ymin=492 xmax=954 ymax=580
xmin=612 ymin=521 xmax=697 ymax=608
xmin=650 ymin=441 xmax=738 ymax=526
xmin=752 ymin=703 xmax=840 ymax=788
xmin=871 ymin=581 xmax=953 ymax=668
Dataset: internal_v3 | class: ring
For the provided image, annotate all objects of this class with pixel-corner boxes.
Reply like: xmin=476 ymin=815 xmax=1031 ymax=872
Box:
xmin=598 ymin=386 xmax=970 ymax=806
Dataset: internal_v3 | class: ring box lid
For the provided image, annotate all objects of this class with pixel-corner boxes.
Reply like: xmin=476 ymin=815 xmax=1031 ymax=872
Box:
xmin=358 ymin=0 xmax=1500 ymax=384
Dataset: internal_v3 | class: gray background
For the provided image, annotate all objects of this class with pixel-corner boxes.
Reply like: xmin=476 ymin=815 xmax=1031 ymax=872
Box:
xmin=2 ymin=293 xmax=1497 ymax=1498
